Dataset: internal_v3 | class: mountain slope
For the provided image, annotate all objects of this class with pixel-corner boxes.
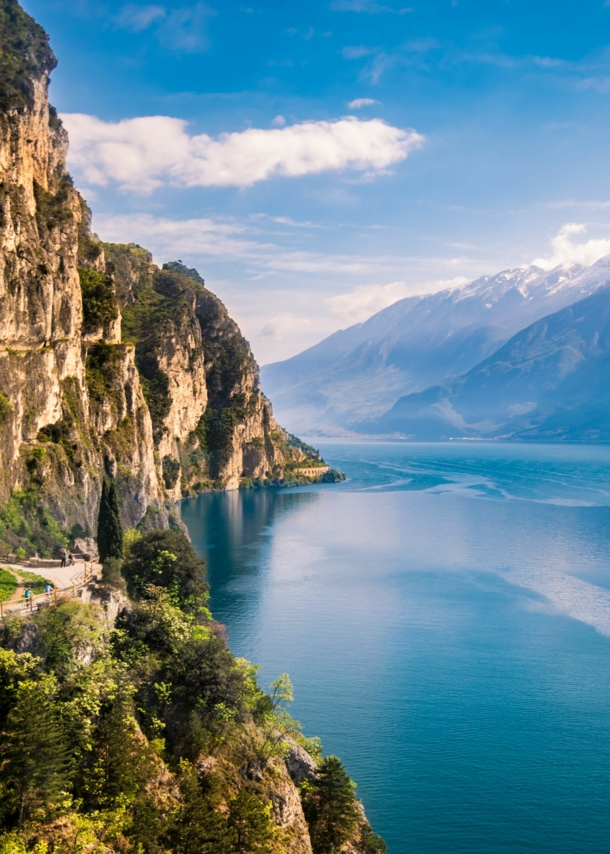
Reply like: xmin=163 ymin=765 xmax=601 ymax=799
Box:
xmin=0 ymin=0 xmax=323 ymax=558
xmin=262 ymin=262 xmax=610 ymax=434
xmin=364 ymin=285 xmax=610 ymax=441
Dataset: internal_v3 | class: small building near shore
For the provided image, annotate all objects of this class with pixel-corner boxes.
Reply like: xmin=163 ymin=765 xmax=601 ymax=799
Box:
xmin=294 ymin=465 xmax=330 ymax=478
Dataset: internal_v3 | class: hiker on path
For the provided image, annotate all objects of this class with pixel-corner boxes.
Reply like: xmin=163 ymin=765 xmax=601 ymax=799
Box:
xmin=60 ymin=549 xmax=67 ymax=568
xmin=24 ymin=587 xmax=32 ymax=607
xmin=68 ymin=552 xmax=75 ymax=566
xmin=45 ymin=583 xmax=53 ymax=599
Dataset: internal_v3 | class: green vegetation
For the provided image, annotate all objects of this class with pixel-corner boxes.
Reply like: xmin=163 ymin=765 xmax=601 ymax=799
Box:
xmin=0 ymin=488 xmax=69 ymax=559
xmin=0 ymin=528 xmax=383 ymax=852
xmin=97 ymin=478 xmax=123 ymax=564
xmin=17 ymin=570 xmax=52 ymax=596
xmin=78 ymin=268 xmax=118 ymax=334
xmin=162 ymin=456 xmax=181 ymax=490
xmin=0 ymin=391 xmax=12 ymax=424
xmin=303 ymin=756 xmax=359 ymax=853
xmin=0 ymin=0 xmax=56 ymax=112
xmin=118 ymin=264 xmax=200 ymax=443
xmin=85 ymin=342 xmax=124 ymax=407
xmin=33 ymin=177 xmax=73 ymax=234
xmin=0 ymin=569 xmax=17 ymax=602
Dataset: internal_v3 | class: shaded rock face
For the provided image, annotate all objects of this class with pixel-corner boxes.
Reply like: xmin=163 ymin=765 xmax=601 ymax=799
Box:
xmin=0 ymin=3 xmax=319 ymax=539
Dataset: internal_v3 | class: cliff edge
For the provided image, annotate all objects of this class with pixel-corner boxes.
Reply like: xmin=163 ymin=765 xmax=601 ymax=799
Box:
xmin=0 ymin=0 xmax=333 ymax=558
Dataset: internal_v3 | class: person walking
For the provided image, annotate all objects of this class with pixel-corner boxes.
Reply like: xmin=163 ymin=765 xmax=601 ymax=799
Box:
xmin=45 ymin=582 xmax=53 ymax=599
xmin=60 ymin=548 xmax=67 ymax=568
xmin=24 ymin=587 xmax=32 ymax=611
xmin=68 ymin=552 xmax=75 ymax=567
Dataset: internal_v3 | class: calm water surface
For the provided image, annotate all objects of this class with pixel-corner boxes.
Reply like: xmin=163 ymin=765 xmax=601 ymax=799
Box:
xmin=180 ymin=442 xmax=610 ymax=854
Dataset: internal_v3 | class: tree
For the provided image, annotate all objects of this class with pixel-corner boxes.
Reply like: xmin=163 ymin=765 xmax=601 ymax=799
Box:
xmin=303 ymin=756 xmax=359 ymax=854
xmin=167 ymin=763 xmax=233 ymax=854
xmin=227 ymin=789 xmax=275 ymax=854
xmin=359 ymin=824 xmax=387 ymax=854
xmin=257 ymin=674 xmax=301 ymax=763
xmin=80 ymin=693 xmax=155 ymax=810
xmin=0 ymin=676 xmax=73 ymax=824
xmin=97 ymin=477 xmax=123 ymax=564
xmin=121 ymin=530 xmax=208 ymax=611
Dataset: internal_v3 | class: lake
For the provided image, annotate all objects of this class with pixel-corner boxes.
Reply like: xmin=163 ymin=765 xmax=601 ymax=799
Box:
xmin=180 ymin=441 xmax=610 ymax=854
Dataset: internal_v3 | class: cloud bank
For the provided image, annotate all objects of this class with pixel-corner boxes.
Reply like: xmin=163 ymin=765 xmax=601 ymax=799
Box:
xmin=532 ymin=223 xmax=610 ymax=270
xmin=62 ymin=114 xmax=423 ymax=193
xmin=327 ymin=277 xmax=469 ymax=324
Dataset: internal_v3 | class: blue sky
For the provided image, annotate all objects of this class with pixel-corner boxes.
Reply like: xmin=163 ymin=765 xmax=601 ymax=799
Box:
xmin=22 ymin=0 xmax=610 ymax=362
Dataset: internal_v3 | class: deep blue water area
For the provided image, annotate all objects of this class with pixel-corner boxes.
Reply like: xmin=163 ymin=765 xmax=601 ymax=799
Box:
xmin=180 ymin=441 xmax=610 ymax=854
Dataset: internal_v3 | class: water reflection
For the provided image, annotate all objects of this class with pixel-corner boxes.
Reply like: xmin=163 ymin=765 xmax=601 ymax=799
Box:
xmin=181 ymin=489 xmax=320 ymax=635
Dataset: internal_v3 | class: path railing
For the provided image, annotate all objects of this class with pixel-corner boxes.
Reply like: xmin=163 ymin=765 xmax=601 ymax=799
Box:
xmin=0 ymin=561 xmax=97 ymax=618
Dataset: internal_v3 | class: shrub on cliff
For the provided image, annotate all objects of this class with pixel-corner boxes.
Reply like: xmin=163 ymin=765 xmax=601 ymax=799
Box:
xmin=78 ymin=267 xmax=119 ymax=334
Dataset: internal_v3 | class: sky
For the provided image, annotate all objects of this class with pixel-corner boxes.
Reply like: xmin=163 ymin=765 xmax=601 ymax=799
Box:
xmin=21 ymin=0 xmax=610 ymax=364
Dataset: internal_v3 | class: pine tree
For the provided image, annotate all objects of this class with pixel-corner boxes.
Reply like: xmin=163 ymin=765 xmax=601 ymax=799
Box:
xmin=227 ymin=788 xmax=275 ymax=854
xmin=303 ymin=756 xmax=359 ymax=854
xmin=359 ymin=823 xmax=387 ymax=854
xmin=0 ymin=677 xmax=73 ymax=824
xmin=97 ymin=477 xmax=123 ymax=564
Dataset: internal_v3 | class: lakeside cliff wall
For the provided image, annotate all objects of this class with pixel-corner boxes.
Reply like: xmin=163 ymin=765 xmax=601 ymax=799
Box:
xmin=0 ymin=0 xmax=326 ymax=555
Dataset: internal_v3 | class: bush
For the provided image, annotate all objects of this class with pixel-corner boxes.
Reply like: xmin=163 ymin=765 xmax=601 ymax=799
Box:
xmin=101 ymin=557 xmax=125 ymax=591
xmin=121 ymin=530 xmax=208 ymax=612
xmin=79 ymin=268 xmax=118 ymax=334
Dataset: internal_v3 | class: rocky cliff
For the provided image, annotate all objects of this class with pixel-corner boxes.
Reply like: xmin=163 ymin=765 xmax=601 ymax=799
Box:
xmin=0 ymin=0 xmax=327 ymax=557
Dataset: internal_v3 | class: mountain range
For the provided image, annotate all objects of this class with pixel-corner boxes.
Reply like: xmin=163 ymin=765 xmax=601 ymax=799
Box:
xmin=262 ymin=257 xmax=610 ymax=440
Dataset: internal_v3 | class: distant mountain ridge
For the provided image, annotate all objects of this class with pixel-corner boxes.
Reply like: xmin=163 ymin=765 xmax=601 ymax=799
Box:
xmin=262 ymin=257 xmax=610 ymax=435
xmin=364 ymin=284 xmax=610 ymax=441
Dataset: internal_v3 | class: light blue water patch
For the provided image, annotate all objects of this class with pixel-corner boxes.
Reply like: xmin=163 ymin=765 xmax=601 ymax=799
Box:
xmin=180 ymin=442 xmax=610 ymax=854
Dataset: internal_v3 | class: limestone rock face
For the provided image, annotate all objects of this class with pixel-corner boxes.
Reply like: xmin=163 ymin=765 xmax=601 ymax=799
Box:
xmin=0 ymin=0 xmax=324 ymax=546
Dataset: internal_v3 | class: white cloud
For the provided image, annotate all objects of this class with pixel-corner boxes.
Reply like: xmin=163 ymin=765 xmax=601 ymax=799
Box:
xmin=578 ymin=77 xmax=610 ymax=94
xmin=342 ymin=45 xmax=377 ymax=59
xmin=62 ymin=113 xmax=424 ymax=192
xmin=347 ymin=98 xmax=380 ymax=108
xmin=95 ymin=213 xmax=392 ymax=274
xmin=260 ymin=314 xmax=313 ymax=340
xmin=326 ymin=277 xmax=469 ymax=324
xmin=158 ymin=2 xmax=216 ymax=51
xmin=115 ymin=3 xmax=166 ymax=31
xmin=271 ymin=115 xmax=286 ymax=127
xmin=532 ymin=223 xmax=610 ymax=270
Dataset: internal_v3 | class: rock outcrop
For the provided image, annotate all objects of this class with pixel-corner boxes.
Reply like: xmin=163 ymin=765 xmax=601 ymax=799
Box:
xmin=0 ymin=0 xmax=324 ymax=553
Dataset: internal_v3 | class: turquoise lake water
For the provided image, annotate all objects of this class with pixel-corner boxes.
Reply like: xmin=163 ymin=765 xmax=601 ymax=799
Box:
xmin=180 ymin=441 xmax=610 ymax=854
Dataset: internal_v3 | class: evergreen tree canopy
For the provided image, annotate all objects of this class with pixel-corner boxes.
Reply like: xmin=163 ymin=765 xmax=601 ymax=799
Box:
xmin=303 ymin=756 xmax=359 ymax=854
xmin=97 ymin=477 xmax=124 ymax=564
xmin=0 ymin=676 xmax=73 ymax=824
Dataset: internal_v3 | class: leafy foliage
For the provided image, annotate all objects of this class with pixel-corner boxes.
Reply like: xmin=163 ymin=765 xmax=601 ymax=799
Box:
xmin=33 ymin=177 xmax=73 ymax=234
xmin=78 ymin=267 xmax=118 ymax=334
xmin=0 ymin=0 xmax=56 ymax=111
xmin=0 ymin=522 xmax=384 ymax=852
xmin=121 ymin=529 xmax=208 ymax=611
xmin=0 ymin=569 xmax=17 ymax=603
xmin=0 ymin=487 xmax=69 ymax=558
xmin=162 ymin=456 xmax=181 ymax=490
xmin=85 ymin=342 xmax=124 ymax=405
xmin=0 ymin=391 xmax=12 ymax=425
